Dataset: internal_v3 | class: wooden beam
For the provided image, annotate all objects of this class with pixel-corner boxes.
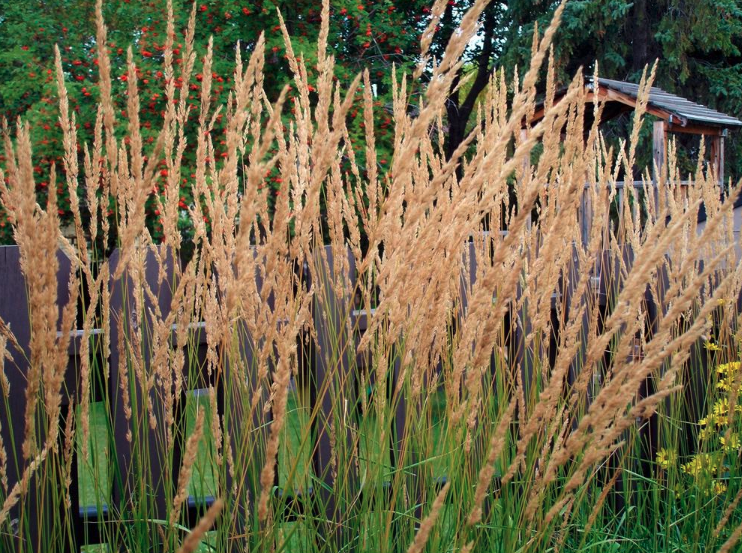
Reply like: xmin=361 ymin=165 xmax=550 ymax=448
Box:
xmin=596 ymin=86 xmax=681 ymax=124
xmin=528 ymin=77 xmax=741 ymax=138
xmin=666 ymin=122 xmax=725 ymax=136
xmin=527 ymin=85 xmax=677 ymax=127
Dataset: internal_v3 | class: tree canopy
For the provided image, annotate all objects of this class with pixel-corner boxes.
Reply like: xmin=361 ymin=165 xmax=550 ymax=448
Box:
xmin=1 ymin=0 xmax=741 ymax=245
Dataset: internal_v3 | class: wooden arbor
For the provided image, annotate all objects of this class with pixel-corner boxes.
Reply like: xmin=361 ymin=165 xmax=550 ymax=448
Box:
xmin=531 ymin=77 xmax=742 ymax=185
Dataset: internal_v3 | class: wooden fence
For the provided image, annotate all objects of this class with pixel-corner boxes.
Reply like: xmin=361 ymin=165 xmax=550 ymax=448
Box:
xmin=0 ymin=238 xmax=724 ymax=551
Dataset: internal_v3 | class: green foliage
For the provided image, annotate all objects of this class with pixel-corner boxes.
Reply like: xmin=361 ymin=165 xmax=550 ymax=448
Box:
xmin=4 ymin=0 xmax=742 ymax=246
xmin=0 ymin=0 xmax=436 ymax=246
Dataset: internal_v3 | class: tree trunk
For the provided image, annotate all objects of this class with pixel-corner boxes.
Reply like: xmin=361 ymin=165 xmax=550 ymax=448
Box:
xmin=444 ymin=8 xmax=496 ymax=162
xmin=630 ymin=0 xmax=650 ymax=73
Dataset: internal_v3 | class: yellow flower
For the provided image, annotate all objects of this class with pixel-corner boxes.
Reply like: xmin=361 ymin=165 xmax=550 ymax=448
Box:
xmin=721 ymin=433 xmax=740 ymax=453
xmin=717 ymin=362 xmax=740 ymax=376
xmin=700 ymin=426 xmax=714 ymax=440
xmin=656 ymin=448 xmax=677 ymax=469
xmin=682 ymin=454 xmax=717 ymax=477
xmin=713 ymin=481 xmax=728 ymax=495
xmin=705 ymin=341 xmax=722 ymax=352
xmin=714 ymin=398 xmax=730 ymax=417
xmin=682 ymin=458 xmax=701 ymax=476
xmin=717 ymin=380 xmax=733 ymax=392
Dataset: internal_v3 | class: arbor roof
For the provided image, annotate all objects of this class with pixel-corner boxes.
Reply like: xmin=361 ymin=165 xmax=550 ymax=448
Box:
xmin=531 ymin=77 xmax=742 ymax=135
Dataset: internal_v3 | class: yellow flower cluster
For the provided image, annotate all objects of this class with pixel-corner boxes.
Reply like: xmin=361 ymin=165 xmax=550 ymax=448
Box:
xmin=677 ymin=453 xmax=729 ymax=496
xmin=714 ymin=481 xmax=728 ymax=495
xmin=716 ymin=362 xmax=742 ymax=394
xmin=717 ymin=361 xmax=741 ymax=376
xmin=681 ymin=453 xmax=717 ymax=477
xmin=705 ymin=341 xmax=723 ymax=352
xmin=699 ymin=397 xmax=742 ymax=438
xmin=655 ymin=357 xmax=741 ymax=498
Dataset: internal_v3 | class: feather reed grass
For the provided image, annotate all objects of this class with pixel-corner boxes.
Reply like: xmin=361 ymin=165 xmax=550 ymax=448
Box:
xmin=0 ymin=1 xmax=741 ymax=552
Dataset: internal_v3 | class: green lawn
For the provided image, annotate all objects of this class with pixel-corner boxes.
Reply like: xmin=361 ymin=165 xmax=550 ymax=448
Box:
xmin=76 ymin=380 xmax=449 ymax=552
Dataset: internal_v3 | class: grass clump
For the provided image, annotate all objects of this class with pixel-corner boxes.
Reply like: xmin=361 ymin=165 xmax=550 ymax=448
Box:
xmin=0 ymin=1 xmax=742 ymax=552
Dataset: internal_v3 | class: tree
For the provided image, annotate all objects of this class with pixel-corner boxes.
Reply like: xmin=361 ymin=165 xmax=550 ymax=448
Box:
xmin=2 ymin=0 xmax=742 ymax=245
xmin=0 ymin=0 xmax=437 ymax=245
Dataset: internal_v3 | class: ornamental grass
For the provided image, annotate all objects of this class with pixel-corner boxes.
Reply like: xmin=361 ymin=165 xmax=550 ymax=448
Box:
xmin=1 ymin=1 xmax=742 ymax=552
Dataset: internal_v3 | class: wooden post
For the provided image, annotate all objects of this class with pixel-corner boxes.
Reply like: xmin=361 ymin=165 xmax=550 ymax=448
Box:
xmin=311 ymin=245 xmax=358 ymax=546
xmin=653 ymin=120 xmax=667 ymax=213
xmin=710 ymin=135 xmax=725 ymax=187
xmin=0 ymin=247 xmax=80 ymax=552
xmin=521 ymin=128 xmax=532 ymax=231
xmin=108 ymin=247 xmax=176 ymax=522
xmin=219 ymin=246 xmax=271 ymax=539
xmin=583 ymin=184 xmax=593 ymax=247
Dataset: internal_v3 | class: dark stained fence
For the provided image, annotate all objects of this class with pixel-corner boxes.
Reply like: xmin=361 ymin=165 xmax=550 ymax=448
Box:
xmin=0 ymin=246 xmax=77 ymax=553
xmin=0 ymin=240 xmax=719 ymax=551
xmin=108 ymin=247 xmax=217 ymax=533
xmin=108 ymin=247 xmax=177 ymax=522
xmin=220 ymin=246 xmax=272 ymax=537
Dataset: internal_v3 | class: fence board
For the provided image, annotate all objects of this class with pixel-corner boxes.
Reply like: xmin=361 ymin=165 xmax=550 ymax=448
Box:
xmin=219 ymin=247 xmax=273 ymax=537
xmin=108 ymin=247 xmax=176 ymax=522
xmin=310 ymin=245 xmax=359 ymax=545
xmin=0 ymin=246 xmax=78 ymax=552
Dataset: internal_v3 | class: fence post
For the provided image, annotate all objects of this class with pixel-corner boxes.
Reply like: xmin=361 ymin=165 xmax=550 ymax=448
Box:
xmin=311 ymin=244 xmax=358 ymax=547
xmin=653 ymin=120 xmax=667 ymax=212
xmin=108 ymin=247 xmax=175 ymax=525
xmin=0 ymin=246 xmax=80 ymax=552
xmin=218 ymin=246 xmax=272 ymax=540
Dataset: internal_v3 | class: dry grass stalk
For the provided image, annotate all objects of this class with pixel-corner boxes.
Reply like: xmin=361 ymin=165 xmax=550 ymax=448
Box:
xmin=715 ymin=479 xmax=742 ymax=537
xmin=0 ymin=120 xmax=63 ymax=461
xmin=62 ymin=399 xmax=76 ymax=510
xmin=2 ymin=1 xmax=742 ymax=551
xmin=258 ymin=333 xmax=299 ymax=523
xmin=406 ymin=481 xmax=450 ymax=553
xmin=0 ymin=443 xmax=50 ymax=526
xmin=175 ymin=498 xmax=224 ymax=553
xmin=719 ymin=521 xmax=742 ymax=553
xmin=171 ymin=409 xmax=205 ymax=525
xmin=468 ymin=394 xmax=517 ymax=526
xmin=0 ymin=417 xmax=7 ymax=495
